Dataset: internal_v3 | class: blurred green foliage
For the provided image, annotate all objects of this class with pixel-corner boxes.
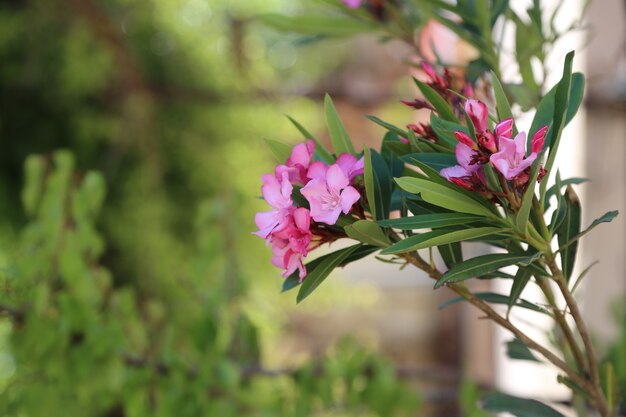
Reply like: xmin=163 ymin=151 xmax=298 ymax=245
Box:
xmin=0 ymin=0 xmax=420 ymax=415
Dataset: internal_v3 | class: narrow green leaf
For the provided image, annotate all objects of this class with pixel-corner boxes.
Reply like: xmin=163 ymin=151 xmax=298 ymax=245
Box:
xmin=283 ymin=244 xmax=377 ymax=293
xmin=366 ymin=115 xmax=408 ymax=138
xmin=377 ymin=213 xmax=485 ymax=230
xmin=395 ymin=177 xmax=495 ymax=218
xmin=491 ymin=72 xmax=517 ymax=135
xmin=439 ymin=292 xmax=548 ymax=314
xmin=556 ymin=186 xmax=581 ymax=281
xmin=260 ymin=14 xmax=377 ymax=36
xmin=482 ymin=392 xmax=565 ymax=417
xmin=286 ymin=115 xmax=334 ymax=163
xmin=438 ymin=243 xmax=463 ymax=269
xmin=297 ymin=244 xmax=362 ymax=303
xmin=364 ymin=148 xmax=392 ymax=220
xmin=415 ymin=79 xmax=458 ymax=122
xmin=516 ymin=157 xmax=541 ymax=232
xmin=429 ymin=114 xmax=466 ymax=148
xmin=435 ymin=252 xmax=542 ymax=288
xmin=263 ymin=139 xmax=292 ymax=162
xmin=506 ymin=339 xmax=540 ymax=362
xmin=544 ymin=177 xmax=588 ymax=210
xmin=570 ymin=260 xmax=599 ymax=295
xmin=381 ymin=227 xmax=500 ymax=255
xmin=325 ymin=94 xmax=355 ymax=155
xmin=508 ymin=266 xmax=534 ymax=314
xmin=400 ymin=153 xmax=457 ymax=171
xmin=345 ymin=220 xmax=390 ymax=247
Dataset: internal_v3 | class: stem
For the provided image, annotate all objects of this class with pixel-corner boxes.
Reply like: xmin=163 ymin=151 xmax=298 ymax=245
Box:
xmin=546 ymin=255 xmax=610 ymax=417
xmin=535 ymin=277 xmax=588 ymax=375
xmin=401 ymin=251 xmax=594 ymax=394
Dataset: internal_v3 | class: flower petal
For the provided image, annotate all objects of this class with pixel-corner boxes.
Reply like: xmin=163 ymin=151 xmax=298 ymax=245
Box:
xmin=441 ymin=165 xmax=472 ymax=180
xmin=326 ymin=164 xmax=349 ymax=192
xmin=340 ymin=186 xmax=361 ymax=214
xmin=495 ymin=118 xmax=513 ymax=139
xmin=456 ymin=143 xmax=480 ymax=173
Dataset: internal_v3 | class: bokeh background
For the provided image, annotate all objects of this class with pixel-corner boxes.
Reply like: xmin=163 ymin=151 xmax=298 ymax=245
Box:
xmin=0 ymin=0 xmax=625 ymax=416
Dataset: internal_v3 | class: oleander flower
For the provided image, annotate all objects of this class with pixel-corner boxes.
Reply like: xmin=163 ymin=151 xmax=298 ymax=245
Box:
xmin=270 ymin=207 xmax=313 ymax=280
xmin=254 ymin=172 xmax=293 ymax=239
xmin=489 ymin=132 xmax=537 ymax=180
xmin=301 ymin=164 xmax=361 ymax=225
xmin=440 ymin=142 xmax=481 ymax=181
xmin=275 ymin=139 xmax=315 ymax=184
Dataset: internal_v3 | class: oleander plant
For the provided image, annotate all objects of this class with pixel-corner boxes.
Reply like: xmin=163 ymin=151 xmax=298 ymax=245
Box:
xmin=256 ymin=0 xmax=623 ymax=416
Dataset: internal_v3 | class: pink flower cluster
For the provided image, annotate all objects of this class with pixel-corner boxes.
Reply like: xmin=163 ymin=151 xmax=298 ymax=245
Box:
xmin=342 ymin=0 xmax=363 ymax=8
xmin=255 ymin=140 xmax=364 ymax=280
xmin=441 ymin=99 xmax=548 ymax=192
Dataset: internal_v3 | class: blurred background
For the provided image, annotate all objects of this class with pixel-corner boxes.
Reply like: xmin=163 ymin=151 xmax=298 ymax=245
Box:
xmin=0 ymin=0 xmax=624 ymax=416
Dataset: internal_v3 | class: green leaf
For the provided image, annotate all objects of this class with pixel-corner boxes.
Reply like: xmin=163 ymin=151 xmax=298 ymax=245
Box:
xmin=377 ymin=213 xmax=485 ymax=230
xmin=438 ymin=243 xmax=463 ymax=269
xmin=345 ymin=221 xmax=390 ymax=247
xmin=260 ymin=14 xmax=377 ymax=36
xmin=296 ymin=244 xmax=362 ymax=303
xmin=435 ymin=252 xmax=542 ymax=288
xmin=558 ymin=211 xmax=618 ymax=257
xmin=414 ymin=79 xmax=458 ymax=123
xmin=491 ymin=72 xmax=517 ymax=134
xmin=364 ymin=148 xmax=392 ymax=220
xmin=282 ymin=244 xmax=377 ymax=292
xmin=556 ymin=186 xmax=581 ymax=281
xmin=482 ymin=392 xmax=565 ymax=417
xmin=381 ymin=227 xmax=501 ymax=255
xmin=286 ymin=115 xmax=334 ymax=164
xmin=395 ymin=177 xmax=495 ymax=217
xmin=508 ymin=266 xmax=534 ymax=313
xmin=544 ymin=177 xmax=588 ymax=210
xmin=506 ymin=338 xmax=540 ymax=362
xmin=516 ymin=157 xmax=541 ymax=233
xmin=400 ymin=153 xmax=457 ymax=171
xmin=263 ymin=139 xmax=292 ymax=162
xmin=325 ymin=94 xmax=355 ymax=155
xmin=366 ymin=115 xmax=408 ymax=138
xmin=429 ymin=114 xmax=466 ymax=148
xmin=439 ymin=292 xmax=548 ymax=314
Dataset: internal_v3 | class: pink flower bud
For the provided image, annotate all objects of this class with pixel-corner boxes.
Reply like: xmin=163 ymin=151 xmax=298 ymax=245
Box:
xmin=531 ymin=126 xmax=549 ymax=154
xmin=465 ymin=99 xmax=489 ymax=133
xmin=495 ymin=118 xmax=513 ymax=140
xmin=478 ymin=131 xmax=497 ymax=153
xmin=454 ymin=130 xmax=476 ymax=149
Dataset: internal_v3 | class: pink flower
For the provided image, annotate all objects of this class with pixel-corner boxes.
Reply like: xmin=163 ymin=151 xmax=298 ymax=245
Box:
xmin=489 ymin=132 xmax=537 ymax=180
xmin=301 ymin=164 xmax=361 ymax=225
xmin=336 ymin=153 xmax=364 ymax=181
xmin=495 ymin=118 xmax=513 ymax=140
xmin=454 ymin=130 xmax=476 ymax=149
xmin=254 ymin=172 xmax=293 ymax=239
xmin=465 ymin=99 xmax=489 ymax=133
xmin=270 ymin=207 xmax=313 ymax=280
xmin=342 ymin=0 xmax=363 ymax=8
xmin=441 ymin=142 xmax=481 ymax=180
xmin=275 ymin=139 xmax=315 ymax=184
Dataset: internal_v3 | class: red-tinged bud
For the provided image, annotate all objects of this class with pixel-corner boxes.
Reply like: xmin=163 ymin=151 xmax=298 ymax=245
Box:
xmin=462 ymin=84 xmax=475 ymax=98
xmin=401 ymin=99 xmax=434 ymax=111
xmin=450 ymin=177 xmax=474 ymax=191
xmin=531 ymin=126 xmax=549 ymax=154
xmin=537 ymin=166 xmax=547 ymax=182
xmin=478 ymin=131 xmax=497 ymax=153
xmin=421 ymin=62 xmax=438 ymax=81
xmin=465 ymin=99 xmax=489 ymax=132
xmin=454 ymin=130 xmax=476 ymax=149
xmin=495 ymin=118 xmax=514 ymax=139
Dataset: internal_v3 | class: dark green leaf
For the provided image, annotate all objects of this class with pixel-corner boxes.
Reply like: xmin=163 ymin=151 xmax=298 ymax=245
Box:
xmin=508 ymin=266 xmax=534 ymax=313
xmin=435 ymin=252 xmax=542 ymax=288
xmin=544 ymin=177 xmax=588 ymax=210
xmin=366 ymin=115 xmax=408 ymax=138
xmin=506 ymin=338 xmax=540 ymax=362
xmin=400 ymin=153 xmax=457 ymax=171
xmin=364 ymin=148 xmax=392 ymax=220
xmin=482 ymin=392 xmax=565 ymax=417
xmin=381 ymin=227 xmax=500 ymax=255
xmin=297 ymin=244 xmax=362 ymax=303
xmin=438 ymin=243 xmax=463 ymax=269
xmin=556 ymin=186 xmax=581 ymax=281
xmin=491 ymin=72 xmax=517 ymax=134
xmin=282 ymin=244 xmax=377 ymax=292
xmin=377 ymin=213 xmax=485 ymax=230
xmin=439 ymin=292 xmax=548 ymax=314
